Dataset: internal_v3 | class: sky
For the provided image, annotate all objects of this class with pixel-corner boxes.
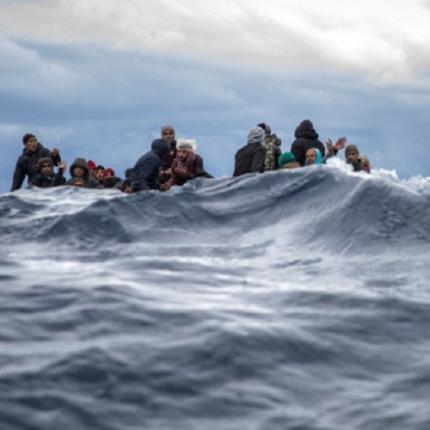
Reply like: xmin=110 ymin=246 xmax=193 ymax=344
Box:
xmin=1 ymin=0 xmax=430 ymax=192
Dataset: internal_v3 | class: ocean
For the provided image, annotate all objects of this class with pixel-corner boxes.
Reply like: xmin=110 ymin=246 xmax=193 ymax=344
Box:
xmin=1 ymin=163 xmax=430 ymax=429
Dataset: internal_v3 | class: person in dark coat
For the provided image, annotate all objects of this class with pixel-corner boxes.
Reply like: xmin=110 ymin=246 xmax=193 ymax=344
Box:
xmin=11 ymin=133 xmax=61 ymax=191
xmin=131 ymin=139 xmax=170 ymax=192
xmin=159 ymin=125 xmax=178 ymax=186
xmin=66 ymin=158 xmax=100 ymax=188
xmin=290 ymin=120 xmax=325 ymax=167
xmin=159 ymin=125 xmax=177 ymax=169
xmin=31 ymin=157 xmax=66 ymax=188
xmin=233 ymin=127 xmax=266 ymax=177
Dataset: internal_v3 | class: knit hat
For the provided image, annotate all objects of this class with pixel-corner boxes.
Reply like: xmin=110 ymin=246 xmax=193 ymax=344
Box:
xmin=103 ymin=168 xmax=116 ymax=178
xmin=278 ymin=152 xmax=296 ymax=168
xmin=247 ymin=127 xmax=265 ymax=145
xmin=38 ymin=157 xmax=53 ymax=168
xmin=87 ymin=160 xmax=97 ymax=170
xmin=22 ymin=133 xmax=36 ymax=145
xmin=161 ymin=125 xmax=175 ymax=134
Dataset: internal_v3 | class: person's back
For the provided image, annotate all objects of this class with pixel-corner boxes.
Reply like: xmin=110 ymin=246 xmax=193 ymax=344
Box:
xmin=258 ymin=123 xmax=282 ymax=171
xmin=233 ymin=127 xmax=266 ymax=177
xmin=290 ymin=120 xmax=325 ymax=166
xmin=131 ymin=139 xmax=169 ymax=192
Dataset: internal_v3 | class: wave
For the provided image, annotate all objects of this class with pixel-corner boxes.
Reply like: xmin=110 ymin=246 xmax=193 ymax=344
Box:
xmin=1 ymin=165 xmax=430 ymax=253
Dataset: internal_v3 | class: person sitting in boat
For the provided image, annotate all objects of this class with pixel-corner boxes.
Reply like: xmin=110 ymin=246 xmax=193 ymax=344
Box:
xmin=278 ymin=152 xmax=301 ymax=169
xmin=305 ymin=148 xmax=324 ymax=166
xmin=67 ymin=158 xmax=100 ymax=188
xmin=359 ymin=155 xmax=371 ymax=173
xmin=31 ymin=157 xmax=67 ymax=188
xmin=233 ymin=127 xmax=266 ymax=176
xmin=345 ymin=144 xmax=364 ymax=172
xmin=131 ymin=139 xmax=170 ymax=192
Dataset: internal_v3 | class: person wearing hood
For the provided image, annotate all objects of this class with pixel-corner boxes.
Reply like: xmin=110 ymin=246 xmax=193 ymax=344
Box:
xmin=66 ymin=158 xmax=100 ymax=188
xmin=290 ymin=120 xmax=326 ymax=167
xmin=305 ymin=148 xmax=324 ymax=166
xmin=31 ymin=157 xmax=67 ymax=188
xmin=233 ymin=127 xmax=266 ymax=177
xmin=345 ymin=144 xmax=364 ymax=172
xmin=11 ymin=133 xmax=61 ymax=191
xmin=131 ymin=139 xmax=170 ymax=192
xmin=258 ymin=122 xmax=282 ymax=171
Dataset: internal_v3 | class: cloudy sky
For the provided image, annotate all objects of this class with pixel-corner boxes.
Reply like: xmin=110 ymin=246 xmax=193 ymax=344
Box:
xmin=1 ymin=0 xmax=430 ymax=192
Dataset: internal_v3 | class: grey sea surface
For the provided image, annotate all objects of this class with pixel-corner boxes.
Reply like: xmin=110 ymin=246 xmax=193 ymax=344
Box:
xmin=1 ymin=165 xmax=430 ymax=430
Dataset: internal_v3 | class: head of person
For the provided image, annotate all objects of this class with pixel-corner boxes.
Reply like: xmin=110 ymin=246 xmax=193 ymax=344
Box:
xmin=345 ymin=145 xmax=360 ymax=165
xmin=278 ymin=152 xmax=301 ymax=170
xmin=257 ymin=122 xmax=271 ymax=136
xmin=124 ymin=168 xmax=133 ymax=179
xmin=38 ymin=157 xmax=53 ymax=176
xmin=177 ymin=146 xmax=192 ymax=162
xmin=121 ymin=179 xmax=133 ymax=194
xmin=22 ymin=133 xmax=38 ymax=153
xmin=247 ymin=127 xmax=265 ymax=145
xmin=359 ymin=155 xmax=371 ymax=173
xmin=103 ymin=168 xmax=115 ymax=179
xmin=95 ymin=165 xmax=105 ymax=180
xmin=151 ymin=138 xmax=170 ymax=158
xmin=70 ymin=158 xmax=89 ymax=179
xmin=87 ymin=160 xmax=97 ymax=177
xmin=305 ymin=148 xmax=323 ymax=166
xmin=70 ymin=177 xmax=85 ymax=188
xmin=161 ymin=125 xmax=176 ymax=145
xmin=295 ymin=119 xmax=319 ymax=140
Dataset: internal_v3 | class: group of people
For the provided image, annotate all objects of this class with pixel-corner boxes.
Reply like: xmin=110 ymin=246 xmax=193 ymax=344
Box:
xmin=10 ymin=120 xmax=371 ymax=193
xmin=233 ymin=120 xmax=370 ymax=176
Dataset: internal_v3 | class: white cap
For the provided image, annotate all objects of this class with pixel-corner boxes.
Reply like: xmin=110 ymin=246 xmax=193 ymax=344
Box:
xmin=177 ymin=138 xmax=197 ymax=151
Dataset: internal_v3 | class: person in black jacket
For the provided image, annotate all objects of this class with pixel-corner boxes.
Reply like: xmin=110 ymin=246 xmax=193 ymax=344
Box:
xmin=11 ymin=133 xmax=61 ymax=191
xmin=290 ymin=120 xmax=325 ymax=167
xmin=131 ymin=139 xmax=170 ymax=192
xmin=31 ymin=157 xmax=66 ymax=188
xmin=233 ymin=127 xmax=266 ymax=177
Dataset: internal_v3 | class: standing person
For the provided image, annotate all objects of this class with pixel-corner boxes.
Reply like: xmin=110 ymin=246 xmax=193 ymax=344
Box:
xmin=31 ymin=158 xmax=67 ymax=188
xmin=258 ymin=122 xmax=282 ymax=171
xmin=290 ymin=120 xmax=325 ymax=167
xmin=233 ymin=127 xmax=266 ymax=177
xmin=67 ymin=158 xmax=100 ymax=188
xmin=131 ymin=139 xmax=170 ymax=192
xmin=160 ymin=125 xmax=177 ymax=169
xmin=11 ymin=133 xmax=61 ymax=191
xmin=159 ymin=125 xmax=178 ymax=186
